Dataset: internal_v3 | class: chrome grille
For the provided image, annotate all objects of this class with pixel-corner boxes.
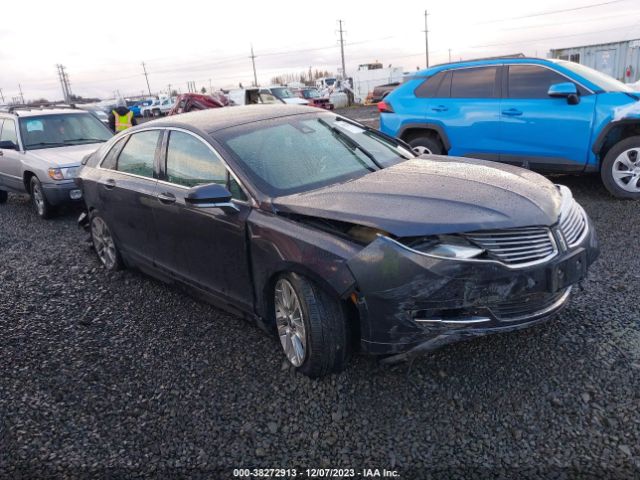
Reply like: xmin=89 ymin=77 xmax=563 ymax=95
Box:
xmin=489 ymin=287 xmax=571 ymax=321
xmin=463 ymin=227 xmax=556 ymax=266
xmin=559 ymin=201 xmax=587 ymax=247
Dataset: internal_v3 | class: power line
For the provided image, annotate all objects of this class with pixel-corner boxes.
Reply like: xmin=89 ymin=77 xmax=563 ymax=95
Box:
xmin=476 ymin=0 xmax=627 ymax=24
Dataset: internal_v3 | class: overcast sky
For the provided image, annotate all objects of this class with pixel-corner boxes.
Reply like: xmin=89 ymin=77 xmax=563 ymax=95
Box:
xmin=1 ymin=0 xmax=639 ymax=101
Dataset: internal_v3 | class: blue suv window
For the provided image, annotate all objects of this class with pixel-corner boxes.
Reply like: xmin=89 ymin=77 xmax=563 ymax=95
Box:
xmin=507 ymin=65 xmax=577 ymax=99
xmin=415 ymin=71 xmax=446 ymax=98
xmin=450 ymin=67 xmax=498 ymax=98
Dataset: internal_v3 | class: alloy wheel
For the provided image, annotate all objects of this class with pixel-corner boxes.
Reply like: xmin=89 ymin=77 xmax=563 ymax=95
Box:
xmin=275 ymin=278 xmax=307 ymax=367
xmin=91 ymin=217 xmax=118 ymax=269
xmin=412 ymin=145 xmax=432 ymax=155
xmin=612 ymin=147 xmax=640 ymax=193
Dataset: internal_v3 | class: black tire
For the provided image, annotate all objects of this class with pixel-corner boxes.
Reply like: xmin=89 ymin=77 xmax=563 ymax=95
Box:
xmin=275 ymin=273 xmax=350 ymax=378
xmin=601 ymin=135 xmax=640 ymax=199
xmin=408 ymin=135 xmax=444 ymax=156
xmin=89 ymin=211 xmax=123 ymax=271
xmin=30 ymin=176 xmax=55 ymax=219
xmin=0 ymin=190 xmax=7 ymax=204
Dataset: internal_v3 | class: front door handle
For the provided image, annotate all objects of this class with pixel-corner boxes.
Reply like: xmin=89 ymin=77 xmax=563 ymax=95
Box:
xmin=101 ymin=178 xmax=116 ymax=190
xmin=502 ymin=108 xmax=523 ymax=116
xmin=431 ymin=105 xmax=448 ymax=112
xmin=157 ymin=192 xmax=176 ymax=204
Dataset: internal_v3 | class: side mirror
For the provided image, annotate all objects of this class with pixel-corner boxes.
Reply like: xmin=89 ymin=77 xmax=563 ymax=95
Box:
xmin=548 ymin=82 xmax=580 ymax=105
xmin=185 ymin=183 xmax=238 ymax=213
xmin=0 ymin=140 xmax=18 ymax=150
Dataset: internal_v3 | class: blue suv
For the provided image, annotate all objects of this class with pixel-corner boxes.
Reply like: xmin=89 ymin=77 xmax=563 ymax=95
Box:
xmin=380 ymin=57 xmax=640 ymax=198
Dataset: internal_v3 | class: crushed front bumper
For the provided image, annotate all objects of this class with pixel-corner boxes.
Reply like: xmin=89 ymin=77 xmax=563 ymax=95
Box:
xmin=346 ymin=217 xmax=599 ymax=359
xmin=41 ymin=180 xmax=83 ymax=206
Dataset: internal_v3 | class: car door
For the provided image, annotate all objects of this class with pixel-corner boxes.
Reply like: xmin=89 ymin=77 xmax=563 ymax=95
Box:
xmin=419 ymin=66 xmax=502 ymax=159
xmin=152 ymin=128 xmax=253 ymax=309
xmin=97 ymin=129 xmax=162 ymax=265
xmin=0 ymin=118 xmax=24 ymax=191
xmin=498 ymin=64 xmax=596 ymax=171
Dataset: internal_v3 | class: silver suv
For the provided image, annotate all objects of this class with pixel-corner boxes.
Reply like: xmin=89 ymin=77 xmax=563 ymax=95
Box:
xmin=0 ymin=106 xmax=113 ymax=218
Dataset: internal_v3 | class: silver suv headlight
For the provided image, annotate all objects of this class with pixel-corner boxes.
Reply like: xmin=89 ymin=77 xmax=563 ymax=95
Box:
xmin=48 ymin=167 xmax=79 ymax=180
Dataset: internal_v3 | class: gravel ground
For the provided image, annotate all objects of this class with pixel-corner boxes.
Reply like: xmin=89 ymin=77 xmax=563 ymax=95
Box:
xmin=1 ymin=112 xmax=640 ymax=478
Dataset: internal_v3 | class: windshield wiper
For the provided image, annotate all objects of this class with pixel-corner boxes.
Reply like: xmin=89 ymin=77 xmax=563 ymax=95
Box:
xmin=63 ymin=138 xmax=106 ymax=144
xmin=25 ymin=142 xmax=65 ymax=148
xmin=317 ymin=118 xmax=383 ymax=170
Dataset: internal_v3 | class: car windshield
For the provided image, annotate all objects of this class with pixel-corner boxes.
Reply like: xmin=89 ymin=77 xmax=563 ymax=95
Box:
xmin=324 ymin=78 xmax=336 ymax=86
xmin=303 ymin=89 xmax=321 ymax=99
xmin=19 ymin=113 xmax=113 ymax=150
xmin=271 ymin=88 xmax=295 ymax=98
xmin=218 ymin=114 xmax=414 ymax=196
xmin=554 ymin=60 xmax=634 ymax=92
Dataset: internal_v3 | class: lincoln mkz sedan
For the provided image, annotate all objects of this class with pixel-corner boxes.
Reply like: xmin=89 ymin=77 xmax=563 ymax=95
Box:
xmin=76 ymin=105 xmax=599 ymax=377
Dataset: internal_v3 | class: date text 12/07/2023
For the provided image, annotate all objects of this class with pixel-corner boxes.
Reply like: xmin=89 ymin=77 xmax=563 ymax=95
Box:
xmin=232 ymin=468 xmax=401 ymax=478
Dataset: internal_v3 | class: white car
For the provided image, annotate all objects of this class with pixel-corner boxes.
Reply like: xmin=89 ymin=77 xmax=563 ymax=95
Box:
xmin=140 ymin=97 xmax=174 ymax=117
xmin=260 ymin=86 xmax=308 ymax=105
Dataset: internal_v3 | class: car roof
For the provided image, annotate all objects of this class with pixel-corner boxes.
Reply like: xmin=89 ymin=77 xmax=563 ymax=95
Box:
xmin=0 ymin=108 xmax=91 ymax=118
xmin=137 ymin=105 xmax=321 ymax=133
xmin=414 ymin=57 xmax=555 ymax=76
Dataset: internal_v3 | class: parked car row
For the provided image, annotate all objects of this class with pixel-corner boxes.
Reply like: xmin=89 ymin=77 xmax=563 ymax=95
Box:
xmin=3 ymin=57 xmax=626 ymax=377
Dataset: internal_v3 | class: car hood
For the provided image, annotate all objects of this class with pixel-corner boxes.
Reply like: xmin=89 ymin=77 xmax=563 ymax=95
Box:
xmin=27 ymin=143 xmax=105 ymax=168
xmin=272 ymin=157 xmax=562 ymax=237
xmin=282 ymin=97 xmax=309 ymax=105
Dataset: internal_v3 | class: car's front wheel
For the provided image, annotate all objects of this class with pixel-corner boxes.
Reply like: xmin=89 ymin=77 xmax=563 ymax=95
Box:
xmin=601 ymin=136 xmax=640 ymax=199
xmin=90 ymin=213 xmax=123 ymax=271
xmin=408 ymin=135 xmax=443 ymax=156
xmin=274 ymin=273 xmax=350 ymax=377
xmin=0 ymin=190 xmax=7 ymax=204
xmin=30 ymin=176 xmax=54 ymax=219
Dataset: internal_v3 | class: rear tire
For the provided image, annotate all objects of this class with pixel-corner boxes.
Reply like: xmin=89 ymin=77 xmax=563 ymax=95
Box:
xmin=0 ymin=190 xmax=7 ymax=204
xmin=30 ymin=176 xmax=55 ymax=219
xmin=601 ymin=136 xmax=640 ymax=199
xmin=408 ymin=135 xmax=443 ymax=156
xmin=274 ymin=273 xmax=350 ymax=378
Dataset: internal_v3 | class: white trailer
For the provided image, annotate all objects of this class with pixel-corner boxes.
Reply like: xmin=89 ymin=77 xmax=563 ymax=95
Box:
xmin=351 ymin=63 xmax=404 ymax=103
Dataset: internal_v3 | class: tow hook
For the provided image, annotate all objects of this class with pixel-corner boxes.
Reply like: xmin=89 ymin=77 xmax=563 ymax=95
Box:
xmin=77 ymin=211 xmax=90 ymax=231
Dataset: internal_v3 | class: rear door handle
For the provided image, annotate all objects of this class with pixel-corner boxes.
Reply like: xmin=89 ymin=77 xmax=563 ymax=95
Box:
xmin=431 ymin=105 xmax=448 ymax=112
xmin=157 ymin=192 xmax=176 ymax=204
xmin=101 ymin=178 xmax=116 ymax=190
xmin=502 ymin=108 xmax=523 ymax=116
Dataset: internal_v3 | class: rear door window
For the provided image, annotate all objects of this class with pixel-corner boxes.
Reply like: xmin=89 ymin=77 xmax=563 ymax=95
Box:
xmin=116 ymin=130 xmax=160 ymax=178
xmin=0 ymin=119 xmax=18 ymax=145
xmin=414 ymin=71 xmax=447 ymax=98
xmin=450 ymin=67 xmax=498 ymax=98
xmin=508 ymin=64 xmax=577 ymax=98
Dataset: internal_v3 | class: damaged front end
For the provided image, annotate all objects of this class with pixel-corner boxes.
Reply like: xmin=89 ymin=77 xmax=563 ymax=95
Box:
xmin=345 ymin=193 xmax=599 ymax=363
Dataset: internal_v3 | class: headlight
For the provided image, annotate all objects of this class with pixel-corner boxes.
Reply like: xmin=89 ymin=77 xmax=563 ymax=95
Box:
xmin=403 ymin=234 xmax=485 ymax=259
xmin=48 ymin=167 xmax=78 ymax=180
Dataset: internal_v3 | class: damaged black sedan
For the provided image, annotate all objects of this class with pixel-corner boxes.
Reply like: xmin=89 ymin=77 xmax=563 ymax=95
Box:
xmin=76 ymin=105 xmax=599 ymax=377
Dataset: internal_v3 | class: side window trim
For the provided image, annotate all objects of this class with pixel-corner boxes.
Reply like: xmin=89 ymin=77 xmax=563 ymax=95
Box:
xmin=97 ymin=128 xmax=163 ymax=181
xmin=161 ymin=127 xmax=253 ymax=204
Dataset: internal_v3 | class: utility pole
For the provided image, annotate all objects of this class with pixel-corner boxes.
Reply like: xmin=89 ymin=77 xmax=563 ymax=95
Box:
xmin=338 ymin=20 xmax=347 ymax=80
xmin=0 ymin=88 xmax=4 ymax=103
xmin=167 ymin=83 xmax=172 ymax=96
xmin=57 ymin=64 xmax=70 ymax=103
xmin=209 ymin=78 xmax=213 ymax=93
xmin=18 ymin=84 xmax=25 ymax=104
xmin=448 ymin=49 xmax=452 ymax=63
xmin=424 ymin=10 xmax=430 ymax=69
xmin=141 ymin=62 xmax=152 ymax=96
xmin=250 ymin=45 xmax=258 ymax=87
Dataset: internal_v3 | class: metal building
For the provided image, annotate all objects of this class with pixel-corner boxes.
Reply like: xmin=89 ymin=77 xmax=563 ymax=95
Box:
xmin=549 ymin=38 xmax=640 ymax=83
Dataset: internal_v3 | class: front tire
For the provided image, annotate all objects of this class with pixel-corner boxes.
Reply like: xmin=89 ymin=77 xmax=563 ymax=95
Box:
xmin=30 ymin=176 xmax=54 ymax=219
xmin=0 ymin=190 xmax=7 ymax=204
xmin=90 ymin=213 xmax=123 ymax=271
xmin=408 ymin=135 xmax=443 ymax=156
xmin=274 ymin=273 xmax=350 ymax=377
xmin=601 ymin=136 xmax=640 ymax=199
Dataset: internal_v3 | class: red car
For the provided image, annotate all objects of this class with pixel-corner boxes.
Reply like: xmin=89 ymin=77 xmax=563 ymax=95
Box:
xmin=168 ymin=93 xmax=226 ymax=116
xmin=297 ymin=88 xmax=333 ymax=110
